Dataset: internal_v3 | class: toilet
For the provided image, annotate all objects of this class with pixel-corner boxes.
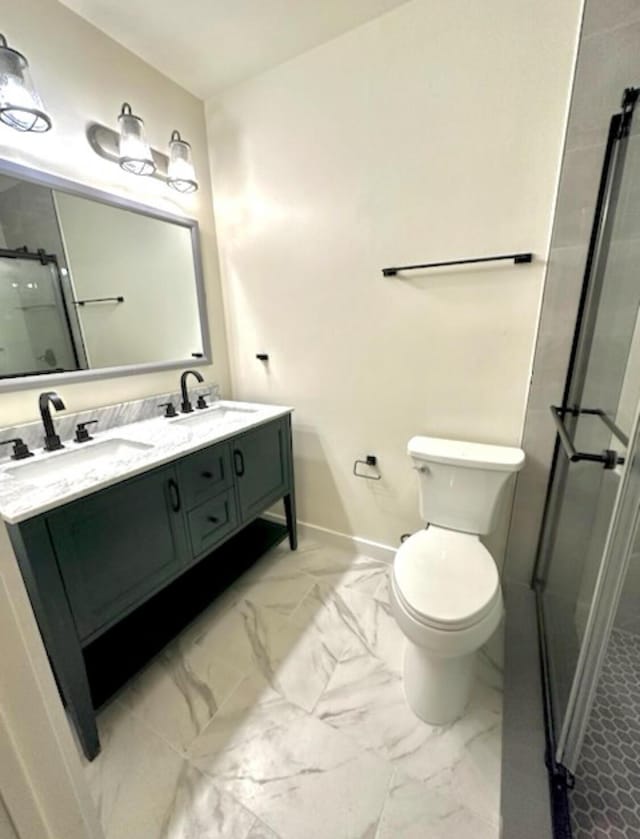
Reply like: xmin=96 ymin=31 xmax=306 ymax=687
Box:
xmin=390 ymin=435 xmax=525 ymax=725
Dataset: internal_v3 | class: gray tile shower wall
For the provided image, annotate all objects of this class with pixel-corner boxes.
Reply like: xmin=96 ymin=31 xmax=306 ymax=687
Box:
xmin=504 ymin=0 xmax=640 ymax=584
xmin=0 ymin=384 xmax=220 ymax=457
xmin=615 ymin=524 xmax=640 ymax=633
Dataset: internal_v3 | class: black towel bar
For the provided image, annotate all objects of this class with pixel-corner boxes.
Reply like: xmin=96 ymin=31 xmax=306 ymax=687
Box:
xmin=382 ymin=252 xmax=533 ymax=277
xmin=73 ymin=296 xmax=125 ymax=306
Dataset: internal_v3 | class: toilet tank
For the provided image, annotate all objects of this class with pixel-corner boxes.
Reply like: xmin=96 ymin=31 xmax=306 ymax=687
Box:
xmin=408 ymin=436 xmax=525 ymax=535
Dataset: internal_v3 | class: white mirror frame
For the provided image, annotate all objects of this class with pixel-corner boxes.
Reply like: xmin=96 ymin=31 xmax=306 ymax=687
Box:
xmin=0 ymin=157 xmax=211 ymax=392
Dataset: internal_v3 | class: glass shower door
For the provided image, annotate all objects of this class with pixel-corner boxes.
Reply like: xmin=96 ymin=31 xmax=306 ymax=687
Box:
xmin=535 ymin=89 xmax=640 ymax=774
xmin=0 ymin=253 xmax=80 ymax=377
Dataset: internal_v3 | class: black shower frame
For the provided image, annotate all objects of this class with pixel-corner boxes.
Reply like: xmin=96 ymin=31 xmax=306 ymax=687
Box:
xmin=531 ymin=86 xmax=639 ymax=839
xmin=0 ymin=246 xmax=83 ymax=373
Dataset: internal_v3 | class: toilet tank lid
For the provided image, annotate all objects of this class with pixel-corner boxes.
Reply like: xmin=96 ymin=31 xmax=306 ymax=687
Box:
xmin=408 ymin=436 xmax=525 ymax=472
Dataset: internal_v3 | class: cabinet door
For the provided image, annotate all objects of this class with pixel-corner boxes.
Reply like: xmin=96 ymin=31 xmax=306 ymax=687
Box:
xmin=233 ymin=419 xmax=289 ymax=522
xmin=47 ymin=465 xmax=188 ymax=642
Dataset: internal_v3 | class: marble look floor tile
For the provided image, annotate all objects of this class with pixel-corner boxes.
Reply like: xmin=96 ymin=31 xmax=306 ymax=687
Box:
xmin=175 ymin=585 xmax=243 ymax=649
xmin=189 ymin=597 xmax=288 ymax=677
xmin=293 ymin=580 xmax=405 ymax=675
xmin=232 ymin=535 xmax=330 ymax=583
xmin=234 ymin=572 xmax=316 ymax=618
xmin=373 ymin=570 xmax=391 ymax=606
xmin=189 ymin=592 xmax=348 ymax=713
xmin=376 ymin=772 xmax=498 ymax=839
xmin=188 ymin=674 xmax=392 ymax=839
xmin=86 ymin=536 xmax=504 ymax=838
xmin=232 ymin=538 xmax=390 ymax=602
xmin=255 ymin=587 xmax=353 ymax=712
xmin=85 ymin=702 xmax=257 ymax=839
xmin=315 ymin=653 xmax=502 ymax=825
xmin=118 ymin=641 xmax=245 ymax=752
xmin=161 ymin=764 xmax=258 ymax=839
xmin=245 ymin=819 xmax=281 ymax=839
xmin=296 ymin=550 xmax=391 ymax=597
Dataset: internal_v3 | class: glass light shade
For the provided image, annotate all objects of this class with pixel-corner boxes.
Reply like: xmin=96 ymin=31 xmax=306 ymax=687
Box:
xmin=0 ymin=34 xmax=51 ymax=132
xmin=118 ymin=103 xmax=155 ymax=176
xmin=168 ymin=130 xmax=198 ymax=193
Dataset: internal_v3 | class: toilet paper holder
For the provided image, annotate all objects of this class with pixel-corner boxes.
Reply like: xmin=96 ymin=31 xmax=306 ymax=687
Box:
xmin=353 ymin=455 xmax=381 ymax=480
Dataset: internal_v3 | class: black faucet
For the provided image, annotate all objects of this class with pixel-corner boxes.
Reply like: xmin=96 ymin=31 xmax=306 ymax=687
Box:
xmin=39 ymin=391 xmax=66 ymax=451
xmin=180 ymin=370 xmax=204 ymax=413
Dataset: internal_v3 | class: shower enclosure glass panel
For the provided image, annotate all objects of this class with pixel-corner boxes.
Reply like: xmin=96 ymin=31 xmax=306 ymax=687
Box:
xmin=536 ymin=96 xmax=640 ymax=771
xmin=0 ymin=255 xmax=80 ymax=377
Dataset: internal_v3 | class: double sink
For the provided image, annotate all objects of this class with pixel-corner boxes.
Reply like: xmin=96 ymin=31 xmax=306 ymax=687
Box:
xmin=4 ymin=401 xmax=258 ymax=485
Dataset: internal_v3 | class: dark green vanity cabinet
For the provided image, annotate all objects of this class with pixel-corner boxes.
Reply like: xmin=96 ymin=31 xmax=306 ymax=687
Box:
xmin=233 ymin=420 xmax=289 ymax=520
xmin=8 ymin=414 xmax=296 ymax=762
xmin=47 ymin=465 xmax=190 ymax=643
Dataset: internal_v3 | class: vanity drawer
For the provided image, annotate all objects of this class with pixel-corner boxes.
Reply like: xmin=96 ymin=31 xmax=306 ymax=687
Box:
xmin=187 ymin=489 xmax=238 ymax=559
xmin=178 ymin=442 xmax=232 ymax=509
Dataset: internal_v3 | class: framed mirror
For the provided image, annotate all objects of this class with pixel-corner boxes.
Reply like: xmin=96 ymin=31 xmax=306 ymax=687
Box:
xmin=0 ymin=159 xmax=210 ymax=391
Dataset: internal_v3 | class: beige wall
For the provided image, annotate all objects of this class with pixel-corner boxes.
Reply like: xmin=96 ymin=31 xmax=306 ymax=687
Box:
xmin=0 ymin=794 xmax=18 ymax=839
xmin=207 ymin=0 xmax=582 ymax=559
xmin=0 ymin=0 xmax=230 ymax=425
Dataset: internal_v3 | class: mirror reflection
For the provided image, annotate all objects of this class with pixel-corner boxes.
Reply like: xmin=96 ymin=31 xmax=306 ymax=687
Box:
xmin=0 ymin=174 xmax=206 ymax=380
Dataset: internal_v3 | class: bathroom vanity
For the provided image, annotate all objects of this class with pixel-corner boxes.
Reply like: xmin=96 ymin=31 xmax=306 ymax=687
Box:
xmin=0 ymin=401 xmax=296 ymax=760
xmin=0 ymin=156 xmax=300 ymax=761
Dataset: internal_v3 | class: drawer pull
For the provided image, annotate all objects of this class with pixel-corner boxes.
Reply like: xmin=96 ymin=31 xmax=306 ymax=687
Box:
xmin=168 ymin=478 xmax=181 ymax=513
xmin=233 ymin=449 xmax=245 ymax=477
xmin=207 ymin=515 xmax=219 ymax=524
xmin=201 ymin=470 xmax=214 ymax=479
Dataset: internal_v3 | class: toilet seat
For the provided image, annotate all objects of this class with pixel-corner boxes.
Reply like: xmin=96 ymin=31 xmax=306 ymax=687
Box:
xmin=393 ymin=527 xmax=500 ymax=631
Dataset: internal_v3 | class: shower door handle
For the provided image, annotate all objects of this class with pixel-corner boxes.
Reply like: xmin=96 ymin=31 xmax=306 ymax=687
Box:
xmin=550 ymin=405 xmax=625 ymax=470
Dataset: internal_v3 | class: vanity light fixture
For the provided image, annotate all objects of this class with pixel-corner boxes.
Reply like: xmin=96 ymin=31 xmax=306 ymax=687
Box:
xmin=167 ymin=130 xmax=198 ymax=193
xmin=118 ymin=102 xmax=156 ymax=176
xmin=0 ymin=33 xmax=52 ymax=132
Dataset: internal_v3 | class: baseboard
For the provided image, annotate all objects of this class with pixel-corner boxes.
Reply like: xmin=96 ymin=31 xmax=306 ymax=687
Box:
xmin=264 ymin=512 xmax=396 ymax=563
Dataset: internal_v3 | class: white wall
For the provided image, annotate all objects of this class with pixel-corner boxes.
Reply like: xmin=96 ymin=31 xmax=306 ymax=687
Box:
xmin=0 ymin=0 xmax=230 ymax=425
xmin=207 ymin=0 xmax=582 ymax=559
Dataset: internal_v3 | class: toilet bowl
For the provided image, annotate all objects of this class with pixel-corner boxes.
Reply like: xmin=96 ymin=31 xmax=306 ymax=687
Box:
xmin=390 ymin=527 xmax=503 ymax=723
xmin=391 ymin=435 xmax=524 ymax=725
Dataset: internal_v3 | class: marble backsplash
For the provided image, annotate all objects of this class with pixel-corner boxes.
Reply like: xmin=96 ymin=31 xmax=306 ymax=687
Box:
xmin=0 ymin=383 xmax=220 ymax=458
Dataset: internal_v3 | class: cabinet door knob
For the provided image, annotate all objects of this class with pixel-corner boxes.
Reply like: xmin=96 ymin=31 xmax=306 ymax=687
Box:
xmin=201 ymin=470 xmax=213 ymax=479
xmin=207 ymin=515 xmax=219 ymax=524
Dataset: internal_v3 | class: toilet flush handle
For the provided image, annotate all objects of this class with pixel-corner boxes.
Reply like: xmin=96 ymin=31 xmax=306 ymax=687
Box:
xmin=412 ymin=464 xmax=427 ymax=473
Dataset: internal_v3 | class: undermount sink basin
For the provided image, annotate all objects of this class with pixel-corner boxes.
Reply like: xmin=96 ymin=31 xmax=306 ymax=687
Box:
xmin=6 ymin=438 xmax=153 ymax=482
xmin=169 ymin=404 xmax=258 ymax=430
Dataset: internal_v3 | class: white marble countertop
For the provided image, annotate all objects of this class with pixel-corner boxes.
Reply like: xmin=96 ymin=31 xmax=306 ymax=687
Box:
xmin=0 ymin=400 xmax=292 ymax=525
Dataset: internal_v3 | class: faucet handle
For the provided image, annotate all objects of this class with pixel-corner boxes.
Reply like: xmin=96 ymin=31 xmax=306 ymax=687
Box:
xmin=196 ymin=392 xmax=210 ymax=410
xmin=0 ymin=438 xmax=34 ymax=461
xmin=75 ymin=420 xmax=98 ymax=443
xmin=158 ymin=402 xmax=178 ymax=418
